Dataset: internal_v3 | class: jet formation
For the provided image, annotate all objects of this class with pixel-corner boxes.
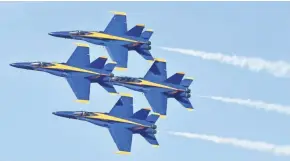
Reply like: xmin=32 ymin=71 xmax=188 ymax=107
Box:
xmin=11 ymin=11 xmax=194 ymax=154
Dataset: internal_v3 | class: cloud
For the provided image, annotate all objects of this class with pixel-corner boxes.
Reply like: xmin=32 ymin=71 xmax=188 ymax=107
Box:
xmin=169 ymin=131 xmax=290 ymax=156
xmin=160 ymin=47 xmax=290 ymax=78
xmin=200 ymin=95 xmax=290 ymax=115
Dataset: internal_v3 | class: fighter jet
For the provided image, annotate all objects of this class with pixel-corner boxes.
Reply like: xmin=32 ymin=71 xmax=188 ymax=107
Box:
xmin=49 ymin=11 xmax=154 ymax=70
xmin=53 ymin=94 xmax=160 ymax=154
xmin=108 ymin=59 xmax=194 ymax=118
xmin=10 ymin=43 xmax=118 ymax=103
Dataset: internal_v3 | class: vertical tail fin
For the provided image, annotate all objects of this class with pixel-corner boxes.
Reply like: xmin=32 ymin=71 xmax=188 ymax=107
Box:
xmin=141 ymin=29 xmax=153 ymax=40
xmin=165 ymin=72 xmax=185 ymax=84
xmin=181 ymin=77 xmax=194 ymax=87
xmin=131 ymin=108 xmax=151 ymax=120
xmin=126 ymin=24 xmax=145 ymax=37
xmin=146 ymin=113 xmax=160 ymax=123
xmin=104 ymin=62 xmax=117 ymax=73
xmin=90 ymin=56 xmax=108 ymax=69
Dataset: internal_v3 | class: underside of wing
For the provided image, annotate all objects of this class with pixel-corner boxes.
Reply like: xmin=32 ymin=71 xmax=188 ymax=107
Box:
xmin=105 ymin=44 xmax=128 ymax=70
xmin=109 ymin=125 xmax=133 ymax=154
xmin=66 ymin=76 xmax=90 ymax=103
xmin=144 ymin=90 xmax=168 ymax=117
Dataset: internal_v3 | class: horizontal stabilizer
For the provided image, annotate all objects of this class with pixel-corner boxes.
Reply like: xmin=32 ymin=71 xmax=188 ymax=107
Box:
xmin=175 ymin=97 xmax=193 ymax=111
xmin=146 ymin=113 xmax=160 ymax=123
xmin=109 ymin=95 xmax=133 ymax=118
xmin=131 ymin=108 xmax=151 ymax=120
xmin=141 ymin=29 xmax=153 ymax=40
xmin=126 ymin=24 xmax=145 ymax=37
xmin=104 ymin=62 xmax=117 ymax=73
xmin=166 ymin=72 xmax=185 ymax=85
xmin=181 ymin=77 xmax=194 ymax=87
xmin=136 ymin=48 xmax=154 ymax=61
xmin=141 ymin=133 xmax=159 ymax=147
xmin=89 ymin=56 xmax=108 ymax=69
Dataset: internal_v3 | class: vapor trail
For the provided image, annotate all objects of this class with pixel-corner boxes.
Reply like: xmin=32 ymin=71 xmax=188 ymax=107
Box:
xmin=160 ymin=47 xmax=290 ymax=78
xmin=200 ymin=95 xmax=290 ymax=115
xmin=169 ymin=131 xmax=290 ymax=156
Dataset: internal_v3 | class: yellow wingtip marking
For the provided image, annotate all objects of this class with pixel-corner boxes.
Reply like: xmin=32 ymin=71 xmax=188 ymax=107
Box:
xmin=146 ymin=29 xmax=153 ymax=32
xmin=108 ymin=61 xmax=117 ymax=64
xmin=119 ymin=93 xmax=133 ymax=97
xmin=154 ymin=58 xmax=166 ymax=62
xmin=110 ymin=11 xmax=126 ymax=16
xmin=136 ymin=24 xmax=145 ymax=27
xmin=109 ymin=92 xmax=118 ymax=96
xmin=75 ymin=43 xmax=89 ymax=47
xmin=177 ymin=72 xmax=185 ymax=75
xmin=75 ymin=100 xmax=89 ymax=104
xmin=185 ymin=77 xmax=194 ymax=80
xmin=115 ymin=67 xmax=128 ymax=71
xmin=143 ymin=107 xmax=151 ymax=111
xmin=99 ymin=56 xmax=108 ymax=59
xmin=116 ymin=151 xmax=130 ymax=155
xmin=152 ymin=145 xmax=159 ymax=148
xmin=160 ymin=115 xmax=167 ymax=119
xmin=187 ymin=108 xmax=194 ymax=111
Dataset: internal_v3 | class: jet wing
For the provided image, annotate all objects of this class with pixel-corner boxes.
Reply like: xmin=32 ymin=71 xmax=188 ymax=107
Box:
xmin=66 ymin=77 xmax=90 ymax=103
xmin=67 ymin=43 xmax=90 ymax=67
xmin=98 ymin=82 xmax=117 ymax=94
xmin=144 ymin=59 xmax=167 ymax=82
xmin=104 ymin=12 xmax=127 ymax=36
xmin=109 ymin=95 xmax=133 ymax=118
xmin=105 ymin=44 xmax=128 ymax=69
xmin=144 ymin=90 xmax=168 ymax=116
xmin=109 ymin=125 xmax=133 ymax=154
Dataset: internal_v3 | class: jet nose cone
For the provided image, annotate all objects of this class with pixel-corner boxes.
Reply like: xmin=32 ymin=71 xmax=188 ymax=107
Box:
xmin=10 ymin=63 xmax=17 ymax=67
xmin=52 ymin=112 xmax=57 ymax=115
xmin=48 ymin=31 xmax=72 ymax=39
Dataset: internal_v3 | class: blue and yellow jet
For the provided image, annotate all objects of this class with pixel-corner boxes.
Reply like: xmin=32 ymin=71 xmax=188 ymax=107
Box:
xmin=53 ymin=94 xmax=160 ymax=154
xmin=48 ymin=11 xmax=154 ymax=70
xmin=108 ymin=59 xmax=194 ymax=118
xmin=10 ymin=43 xmax=118 ymax=103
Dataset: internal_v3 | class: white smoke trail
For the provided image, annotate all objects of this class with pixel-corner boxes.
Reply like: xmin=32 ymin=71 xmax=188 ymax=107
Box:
xmin=200 ymin=95 xmax=290 ymax=115
xmin=169 ymin=131 xmax=290 ymax=156
xmin=160 ymin=47 xmax=290 ymax=78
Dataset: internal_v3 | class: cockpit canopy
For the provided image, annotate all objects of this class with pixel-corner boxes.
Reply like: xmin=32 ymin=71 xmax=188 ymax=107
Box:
xmin=111 ymin=76 xmax=141 ymax=83
xmin=31 ymin=62 xmax=53 ymax=68
xmin=74 ymin=111 xmax=95 ymax=117
xmin=69 ymin=30 xmax=90 ymax=36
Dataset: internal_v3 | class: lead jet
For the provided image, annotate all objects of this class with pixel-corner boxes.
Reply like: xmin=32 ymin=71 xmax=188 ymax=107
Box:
xmin=53 ymin=94 xmax=160 ymax=154
xmin=10 ymin=43 xmax=118 ymax=103
xmin=49 ymin=11 xmax=154 ymax=70
xmin=108 ymin=59 xmax=194 ymax=118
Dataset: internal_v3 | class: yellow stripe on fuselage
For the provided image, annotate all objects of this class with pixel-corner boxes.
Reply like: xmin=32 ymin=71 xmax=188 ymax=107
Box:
xmin=126 ymin=79 xmax=181 ymax=91
xmin=82 ymin=32 xmax=139 ymax=43
xmin=86 ymin=113 xmax=150 ymax=127
xmin=43 ymin=63 xmax=100 ymax=75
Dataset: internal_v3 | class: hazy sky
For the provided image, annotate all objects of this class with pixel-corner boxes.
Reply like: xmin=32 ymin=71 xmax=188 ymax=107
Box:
xmin=1 ymin=2 xmax=290 ymax=161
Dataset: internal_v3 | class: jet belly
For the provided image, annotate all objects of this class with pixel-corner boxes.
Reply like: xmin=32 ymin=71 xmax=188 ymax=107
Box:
xmin=113 ymin=82 xmax=146 ymax=92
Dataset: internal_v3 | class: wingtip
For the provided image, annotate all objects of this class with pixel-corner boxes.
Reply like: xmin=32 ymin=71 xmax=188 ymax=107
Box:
xmin=152 ymin=112 xmax=166 ymax=119
xmin=116 ymin=151 xmax=131 ymax=155
xmin=185 ymin=77 xmax=194 ymax=80
xmin=115 ymin=67 xmax=128 ymax=71
xmin=177 ymin=72 xmax=185 ymax=75
xmin=99 ymin=56 xmax=108 ymax=59
xmin=146 ymin=29 xmax=154 ymax=32
xmin=75 ymin=42 xmax=89 ymax=47
xmin=152 ymin=145 xmax=159 ymax=148
xmin=136 ymin=24 xmax=145 ymax=27
xmin=154 ymin=58 xmax=166 ymax=63
xmin=75 ymin=100 xmax=89 ymax=104
xmin=108 ymin=61 xmax=117 ymax=64
xmin=109 ymin=92 xmax=119 ymax=96
xmin=143 ymin=107 xmax=151 ymax=111
xmin=119 ymin=92 xmax=133 ymax=97
xmin=187 ymin=108 xmax=194 ymax=111
xmin=110 ymin=11 xmax=126 ymax=16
